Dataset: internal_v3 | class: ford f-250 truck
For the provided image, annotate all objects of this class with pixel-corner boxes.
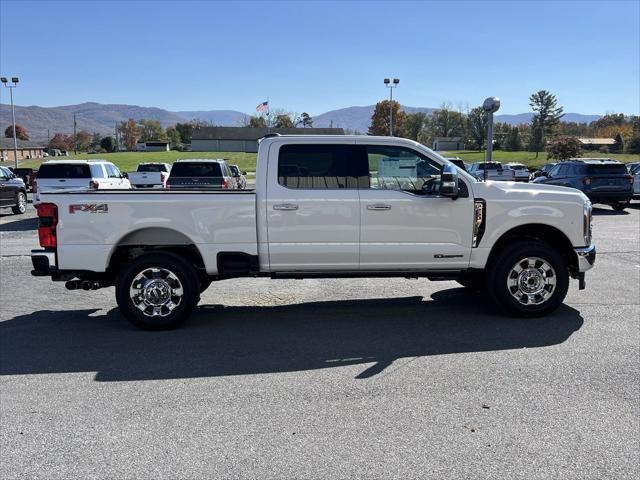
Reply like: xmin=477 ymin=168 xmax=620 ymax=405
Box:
xmin=31 ymin=135 xmax=596 ymax=330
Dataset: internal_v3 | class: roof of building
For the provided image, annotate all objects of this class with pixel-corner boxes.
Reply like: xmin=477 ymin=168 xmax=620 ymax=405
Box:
xmin=577 ymin=137 xmax=615 ymax=145
xmin=433 ymin=137 xmax=463 ymax=142
xmin=0 ymin=138 xmax=44 ymax=149
xmin=192 ymin=127 xmax=345 ymax=141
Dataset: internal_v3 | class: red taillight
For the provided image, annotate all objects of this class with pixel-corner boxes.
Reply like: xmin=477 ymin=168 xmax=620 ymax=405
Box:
xmin=36 ymin=203 xmax=58 ymax=248
xmin=582 ymin=177 xmax=591 ymax=185
xmin=222 ymin=179 xmax=229 ymax=189
xmin=89 ymin=180 xmax=99 ymax=189
xmin=626 ymin=175 xmax=634 ymax=184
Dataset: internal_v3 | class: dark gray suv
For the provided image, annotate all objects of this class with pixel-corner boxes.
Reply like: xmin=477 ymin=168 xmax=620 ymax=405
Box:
xmin=533 ymin=159 xmax=634 ymax=211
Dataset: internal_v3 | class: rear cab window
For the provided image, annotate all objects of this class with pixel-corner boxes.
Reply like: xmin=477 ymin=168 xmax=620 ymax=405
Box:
xmin=37 ymin=163 xmax=92 ymax=178
xmin=137 ymin=164 xmax=168 ymax=173
xmin=585 ymin=163 xmax=628 ymax=175
xmin=170 ymin=162 xmax=223 ymax=177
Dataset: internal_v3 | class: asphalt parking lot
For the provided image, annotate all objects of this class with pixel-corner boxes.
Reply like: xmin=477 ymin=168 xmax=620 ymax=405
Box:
xmin=1 ymin=197 xmax=638 ymax=479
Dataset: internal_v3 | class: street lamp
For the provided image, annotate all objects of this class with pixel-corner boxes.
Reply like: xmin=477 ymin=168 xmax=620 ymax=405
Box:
xmin=482 ymin=96 xmax=500 ymax=165
xmin=1 ymin=76 xmax=20 ymax=168
xmin=383 ymin=78 xmax=400 ymax=136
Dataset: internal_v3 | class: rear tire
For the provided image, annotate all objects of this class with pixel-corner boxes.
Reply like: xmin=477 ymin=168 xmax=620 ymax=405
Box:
xmin=612 ymin=202 xmax=628 ymax=212
xmin=11 ymin=192 xmax=26 ymax=215
xmin=115 ymin=252 xmax=200 ymax=330
xmin=487 ymin=240 xmax=569 ymax=317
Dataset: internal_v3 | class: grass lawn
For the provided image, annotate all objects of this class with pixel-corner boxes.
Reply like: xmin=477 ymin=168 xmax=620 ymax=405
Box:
xmin=9 ymin=148 xmax=640 ymax=174
xmin=441 ymin=150 xmax=640 ymax=169
xmin=14 ymin=151 xmax=259 ymax=173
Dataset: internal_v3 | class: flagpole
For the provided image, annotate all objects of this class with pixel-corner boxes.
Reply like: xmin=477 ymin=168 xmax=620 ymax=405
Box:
xmin=266 ymin=97 xmax=270 ymax=133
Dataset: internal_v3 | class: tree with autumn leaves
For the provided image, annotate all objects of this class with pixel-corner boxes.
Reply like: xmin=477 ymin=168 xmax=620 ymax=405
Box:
xmin=368 ymin=100 xmax=407 ymax=137
xmin=4 ymin=124 xmax=29 ymax=141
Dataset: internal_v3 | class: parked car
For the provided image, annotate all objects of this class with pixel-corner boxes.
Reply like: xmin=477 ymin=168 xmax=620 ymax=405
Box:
xmin=531 ymin=163 xmax=556 ymax=180
xmin=0 ymin=166 xmax=27 ymax=215
xmin=9 ymin=167 xmax=35 ymax=191
xmin=166 ymin=159 xmax=237 ymax=189
xmin=446 ymin=157 xmax=467 ymax=172
xmin=128 ymin=162 xmax=172 ymax=189
xmin=533 ymin=158 xmax=634 ymax=211
xmin=31 ymin=135 xmax=595 ymax=330
xmin=503 ymin=163 xmax=530 ymax=182
xmin=34 ymin=160 xmax=131 ymax=203
xmin=627 ymin=162 xmax=640 ymax=199
xmin=229 ymin=164 xmax=248 ymax=189
xmin=467 ymin=161 xmax=512 ymax=181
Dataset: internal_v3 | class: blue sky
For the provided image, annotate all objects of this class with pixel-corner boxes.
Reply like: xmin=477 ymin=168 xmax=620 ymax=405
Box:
xmin=1 ymin=0 xmax=638 ymax=115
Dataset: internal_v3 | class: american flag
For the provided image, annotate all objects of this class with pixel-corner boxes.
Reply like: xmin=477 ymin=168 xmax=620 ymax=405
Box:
xmin=256 ymin=101 xmax=269 ymax=112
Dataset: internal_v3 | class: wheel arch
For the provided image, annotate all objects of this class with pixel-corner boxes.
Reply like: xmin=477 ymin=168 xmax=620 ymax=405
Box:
xmin=486 ymin=223 xmax=578 ymax=276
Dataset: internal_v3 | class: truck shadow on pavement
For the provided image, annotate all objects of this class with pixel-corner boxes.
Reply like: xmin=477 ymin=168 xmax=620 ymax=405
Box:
xmin=0 ymin=216 xmax=37 ymax=231
xmin=0 ymin=289 xmax=583 ymax=382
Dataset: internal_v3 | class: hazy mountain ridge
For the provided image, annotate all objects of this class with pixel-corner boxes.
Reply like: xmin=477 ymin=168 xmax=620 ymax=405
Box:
xmin=0 ymin=102 xmax=602 ymax=142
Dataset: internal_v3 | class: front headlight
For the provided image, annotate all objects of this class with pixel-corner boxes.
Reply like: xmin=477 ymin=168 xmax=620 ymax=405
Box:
xmin=583 ymin=200 xmax=592 ymax=246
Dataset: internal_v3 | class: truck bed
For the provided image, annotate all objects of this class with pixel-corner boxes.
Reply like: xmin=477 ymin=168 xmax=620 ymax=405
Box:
xmin=40 ymin=189 xmax=257 ymax=275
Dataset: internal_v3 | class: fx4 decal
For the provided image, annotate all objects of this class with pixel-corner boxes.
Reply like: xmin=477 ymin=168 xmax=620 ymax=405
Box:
xmin=69 ymin=204 xmax=109 ymax=214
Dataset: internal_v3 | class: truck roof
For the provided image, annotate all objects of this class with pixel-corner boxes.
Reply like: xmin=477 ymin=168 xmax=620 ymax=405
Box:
xmin=174 ymin=158 xmax=226 ymax=163
xmin=41 ymin=159 xmax=111 ymax=164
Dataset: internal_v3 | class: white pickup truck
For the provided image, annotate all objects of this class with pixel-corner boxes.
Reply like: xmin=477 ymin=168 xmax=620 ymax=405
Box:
xmin=127 ymin=162 xmax=171 ymax=189
xmin=31 ymin=135 xmax=595 ymax=330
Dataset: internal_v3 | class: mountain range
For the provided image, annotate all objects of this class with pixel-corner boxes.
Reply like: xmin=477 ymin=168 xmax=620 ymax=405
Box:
xmin=0 ymin=101 xmax=602 ymax=142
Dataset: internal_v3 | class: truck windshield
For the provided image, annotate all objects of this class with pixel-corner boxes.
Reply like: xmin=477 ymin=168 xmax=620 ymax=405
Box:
xmin=170 ymin=162 xmax=222 ymax=177
xmin=137 ymin=164 xmax=167 ymax=172
xmin=37 ymin=163 xmax=91 ymax=178
xmin=480 ymin=163 xmax=502 ymax=170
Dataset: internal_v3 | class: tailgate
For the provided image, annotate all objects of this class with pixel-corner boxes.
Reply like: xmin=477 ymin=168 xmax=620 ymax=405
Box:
xmin=168 ymin=177 xmax=223 ymax=188
xmin=129 ymin=172 xmax=163 ymax=185
xmin=590 ymin=176 xmax=631 ymax=191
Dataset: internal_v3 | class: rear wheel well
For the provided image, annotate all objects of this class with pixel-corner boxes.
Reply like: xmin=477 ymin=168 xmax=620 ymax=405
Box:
xmin=486 ymin=224 xmax=577 ymax=276
xmin=108 ymin=245 xmax=208 ymax=282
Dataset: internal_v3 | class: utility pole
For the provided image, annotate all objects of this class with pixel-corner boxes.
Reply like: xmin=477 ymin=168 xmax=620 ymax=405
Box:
xmin=1 ymin=77 xmax=20 ymax=168
xmin=383 ymin=78 xmax=400 ymax=136
xmin=482 ymin=97 xmax=501 ymax=164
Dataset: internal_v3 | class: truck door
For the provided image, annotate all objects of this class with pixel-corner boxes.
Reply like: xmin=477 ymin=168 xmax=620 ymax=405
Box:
xmin=357 ymin=142 xmax=474 ymax=270
xmin=265 ymin=142 xmax=362 ymax=271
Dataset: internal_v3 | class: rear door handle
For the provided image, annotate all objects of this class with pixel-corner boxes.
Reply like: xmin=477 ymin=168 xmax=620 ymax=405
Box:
xmin=273 ymin=203 xmax=299 ymax=211
xmin=367 ymin=204 xmax=391 ymax=211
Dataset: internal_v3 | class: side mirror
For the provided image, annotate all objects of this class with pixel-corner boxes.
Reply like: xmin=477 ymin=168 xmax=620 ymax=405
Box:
xmin=121 ymin=172 xmax=128 ymax=179
xmin=440 ymin=164 xmax=459 ymax=199
xmin=242 ymin=171 xmax=247 ymax=175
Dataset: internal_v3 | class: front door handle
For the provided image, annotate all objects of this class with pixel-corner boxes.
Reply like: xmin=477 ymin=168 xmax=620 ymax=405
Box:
xmin=273 ymin=203 xmax=299 ymax=211
xmin=367 ymin=204 xmax=391 ymax=211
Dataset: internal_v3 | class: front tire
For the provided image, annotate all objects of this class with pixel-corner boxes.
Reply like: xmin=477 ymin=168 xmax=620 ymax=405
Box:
xmin=487 ymin=240 xmax=569 ymax=317
xmin=12 ymin=192 xmax=26 ymax=215
xmin=115 ymin=252 xmax=200 ymax=330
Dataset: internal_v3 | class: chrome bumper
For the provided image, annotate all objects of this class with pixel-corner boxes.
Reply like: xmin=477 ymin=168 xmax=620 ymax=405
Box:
xmin=575 ymin=245 xmax=596 ymax=273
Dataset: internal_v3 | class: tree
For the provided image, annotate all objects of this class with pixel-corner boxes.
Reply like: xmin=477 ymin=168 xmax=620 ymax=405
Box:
xmin=273 ymin=114 xmax=294 ymax=128
xmin=100 ymin=136 xmax=117 ymax=153
xmin=368 ymin=100 xmax=407 ymax=137
xmin=430 ymin=104 xmax=465 ymax=138
xmin=546 ymin=136 xmax=581 ymax=161
xmin=49 ymin=133 xmax=74 ymax=151
xmin=4 ymin=124 xmax=29 ymax=140
xmin=74 ymin=130 xmax=92 ymax=152
xmin=90 ymin=132 xmax=102 ymax=150
xmin=404 ymin=112 xmax=427 ymax=141
xmin=612 ymin=133 xmax=624 ymax=153
xmin=138 ymin=119 xmax=167 ymax=142
xmin=529 ymin=90 xmax=564 ymax=157
xmin=300 ymin=112 xmax=313 ymax=128
xmin=166 ymin=125 xmax=182 ymax=150
xmin=503 ymin=126 xmax=523 ymax=152
xmin=625 ymin=135 xmax=640 ymax=154
xmin=244 ymin=115 xmax=267 ymax=128
xmin=466 ymin=107 xmax=488 ymax=150
xmin=117 ymin=119 xmax=141 ymax=151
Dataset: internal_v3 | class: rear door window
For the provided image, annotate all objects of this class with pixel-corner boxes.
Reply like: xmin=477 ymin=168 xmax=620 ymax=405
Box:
xmin=37 ymin=163 xmax=91 ymax=178
xmin=586 ymin=164 xmax=628 ymax=175
xmin=170 ymin=162 xmax=223 ymax=177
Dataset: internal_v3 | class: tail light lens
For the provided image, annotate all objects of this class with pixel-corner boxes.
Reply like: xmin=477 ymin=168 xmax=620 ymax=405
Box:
xmin=222 ymin=179 xmax=229 ymax=189
xmin=626 ymin=175 xmax=634 ymax=184
xmin=36 ymin=203 xmax=58 ymax=248
xmin=582 ymin=177 xmax=591 ymax=185
xmin=166 ymin=178 xmax=172 ymax=188
xmin=89 ymin=180 xmax=99 ymax=189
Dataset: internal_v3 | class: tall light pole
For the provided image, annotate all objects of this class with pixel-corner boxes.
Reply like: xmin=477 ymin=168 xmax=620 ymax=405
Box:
xmin=1 ymin=76 xmax=20 ymax=168
xmin=383 ymin=78 xmax=399 ymax=136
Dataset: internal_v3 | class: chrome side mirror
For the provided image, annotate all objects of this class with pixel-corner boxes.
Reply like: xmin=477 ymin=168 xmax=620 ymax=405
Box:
xmin=440 ymin=164 xmax=459 ymax=199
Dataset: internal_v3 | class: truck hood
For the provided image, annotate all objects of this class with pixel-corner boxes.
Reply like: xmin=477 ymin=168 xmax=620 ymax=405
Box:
xmin=472 ymin=180 xmax=589 ymax=204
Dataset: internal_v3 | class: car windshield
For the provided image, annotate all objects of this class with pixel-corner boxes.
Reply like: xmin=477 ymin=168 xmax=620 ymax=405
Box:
xmin=585 ymin=163 xmax=628 ymax=175
xmin=37 ymin=163 xmax=91 ymax=178
xmin=479 ymin=163 xmax=502 ymax=170
xmin=229 ymin=166 xmax=240 ymax=175
xmin=629 ymin=164 xmax=640 ymax=174
xmin=137 ymin=164 xmax=167 ymax=172
xmin=170 ymin=162 xmax=222 ymax=177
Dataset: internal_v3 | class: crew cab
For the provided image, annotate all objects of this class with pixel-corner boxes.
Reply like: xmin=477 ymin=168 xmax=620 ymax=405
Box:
xmin=467 ymin=161 xmax=511 ymax=181
xmin=128 ymin=162 xmax=171 ymax=189
xmin=31 ymin=135 xmax=596 ymax=330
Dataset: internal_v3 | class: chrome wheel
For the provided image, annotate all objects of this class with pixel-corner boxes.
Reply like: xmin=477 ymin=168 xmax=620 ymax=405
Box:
xmin=507 ymin=257 xmax=556 ymax=306
xmin=129 ymin=267 xmax=183 ymax=317
xmin=16 ymin=193 xmax=26 ymax=213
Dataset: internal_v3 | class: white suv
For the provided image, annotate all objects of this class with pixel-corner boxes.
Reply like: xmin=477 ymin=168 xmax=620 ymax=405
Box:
xmin=34 ymin=160 xmax=131 ymax=202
